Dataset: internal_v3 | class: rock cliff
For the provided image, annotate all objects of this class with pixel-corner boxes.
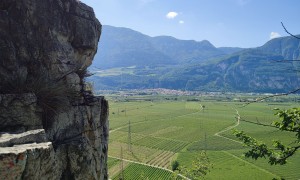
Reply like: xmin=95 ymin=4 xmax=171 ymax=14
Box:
xmin=0 ymin=0 xmax=108 ymax=179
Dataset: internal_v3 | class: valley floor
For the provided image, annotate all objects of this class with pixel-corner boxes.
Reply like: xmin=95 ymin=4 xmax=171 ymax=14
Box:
xmin=106 ymin=94 xmax=300 ymax=179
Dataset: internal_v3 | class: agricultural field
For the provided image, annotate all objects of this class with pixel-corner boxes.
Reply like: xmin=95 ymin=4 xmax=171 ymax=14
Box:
xmin=111 ymin=162 xmax=179 ymax=180
xmin=106 ymin=94 xmax=300 ymax=179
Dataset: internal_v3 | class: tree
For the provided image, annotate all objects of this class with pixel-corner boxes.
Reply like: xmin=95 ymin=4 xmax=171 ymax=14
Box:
xmin=179 ymin=151 xmax=212 ymax=179
xmin=171 ymin=160 xmax=180 ymax=171
xmin=233 ymin=108 xmax=300 ymax=165
xmin=233 ymin=22 xmax=300 ymax=165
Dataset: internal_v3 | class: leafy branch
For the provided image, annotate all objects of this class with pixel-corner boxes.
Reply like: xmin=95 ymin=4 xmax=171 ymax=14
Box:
xmin=233 ymin=108 xmax=300 ymax=165
xmin=281 ymin=22 xmax=300 ymax=40
xmin=177 ymin=151 xmax=213 ymax=179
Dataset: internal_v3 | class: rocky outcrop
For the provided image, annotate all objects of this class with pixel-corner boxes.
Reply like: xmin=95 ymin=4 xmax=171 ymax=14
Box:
xmin=0 ymin=129 xmax=54 ymax=179
xmin=0 ymin=94 xmax=42 ymax=132
xmin=0 ymin=0 xmax=108 ymax=179
xmin=0 ymin=142 xmax=54 ymax=179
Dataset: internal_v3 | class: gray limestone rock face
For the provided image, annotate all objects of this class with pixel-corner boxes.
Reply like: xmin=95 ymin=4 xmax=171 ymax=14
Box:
xmin=50 ymin=96 xmax=109 ymax=180
xmin=0 ymin=0 xmax=108 ymax=179
xmin=0 ymin=142 xmax=57 ymax=180
xmin=0 ymin=129 xmax=47 ymax=147
xmin=0 ymin=93 xmax=42 ymax=132
xmin=0 ymin=0 xmax=101 ymax=82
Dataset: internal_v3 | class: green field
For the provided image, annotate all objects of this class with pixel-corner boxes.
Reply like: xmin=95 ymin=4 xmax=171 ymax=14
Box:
xmin=107 ymin=94 xmax=300 ymax=179
xmin=112 ymin=162 xmax=177 ymax=180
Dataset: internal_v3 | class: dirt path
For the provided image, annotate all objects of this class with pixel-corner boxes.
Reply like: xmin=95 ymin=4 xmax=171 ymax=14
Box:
xmin=214 ymin=109 xmax=279 ymax=178
xmin=109 ymin=106 xmax=279 ymax=179
xmin=214 ymin=109 xmax=242 ymax=144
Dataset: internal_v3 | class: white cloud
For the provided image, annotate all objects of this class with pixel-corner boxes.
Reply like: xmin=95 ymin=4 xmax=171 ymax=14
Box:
xmin=270 ymin=32 xmax=281 ymax=39
xmin=166 ymin=12 xmax=178 ymax=19
xmin=179 ymin=20 xmax=184 ymax=24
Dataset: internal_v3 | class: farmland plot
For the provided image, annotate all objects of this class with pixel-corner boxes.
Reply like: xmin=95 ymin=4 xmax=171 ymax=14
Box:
xmin=108 ymin=97 xmax=300 ymax=179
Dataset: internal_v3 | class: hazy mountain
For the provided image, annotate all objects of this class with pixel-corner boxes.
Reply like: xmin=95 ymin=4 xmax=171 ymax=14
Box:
xmin=218 ymin=47 xmax=244 ymax=55
xmin=92 ymin=25 xmax=225 ymax=69
xmin=160 ymin=36 xmax=300 ymax=93
xmin=149 ymin=36 xmax=224 ymax=64
xmin=93 ymin=25 xmax=175 ymax=69
xmin=259 ymin=35 xmax=300 ymax=60
xmin=90 ymin=27 xmax=300 ymax=93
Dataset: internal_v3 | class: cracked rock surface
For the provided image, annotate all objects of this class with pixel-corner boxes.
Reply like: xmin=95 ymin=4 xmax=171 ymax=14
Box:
xmin=0 ymin=0 xmax=108 ymax=179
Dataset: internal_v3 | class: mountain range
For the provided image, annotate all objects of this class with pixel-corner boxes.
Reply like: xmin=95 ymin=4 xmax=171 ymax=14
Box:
xmin=89 ymin=25 xmax=300 ymax=93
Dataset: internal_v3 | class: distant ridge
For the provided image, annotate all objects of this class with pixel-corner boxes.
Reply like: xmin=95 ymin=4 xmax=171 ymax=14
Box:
xmin=161 ymin=35 xmax=300 ymax=92
xmin=93 ymin=25 xmax=228 ymax=69
xmin=90 ymin=26 xmax=300 ymax=93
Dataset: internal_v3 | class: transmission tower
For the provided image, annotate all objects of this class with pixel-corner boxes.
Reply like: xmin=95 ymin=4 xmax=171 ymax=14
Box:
xmin=128 ymin=120 xmax=132 ymax=152
xmin=204 ymin=132 xmax=207 ymax=152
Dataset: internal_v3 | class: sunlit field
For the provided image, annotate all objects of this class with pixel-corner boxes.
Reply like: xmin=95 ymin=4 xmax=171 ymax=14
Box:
xmin=106 ymin=94 xmax=300 ymax=179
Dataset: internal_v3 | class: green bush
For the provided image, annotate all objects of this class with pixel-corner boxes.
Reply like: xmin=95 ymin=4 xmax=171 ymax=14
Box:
xmin=171 ymin=160 xmax=179 ymax=171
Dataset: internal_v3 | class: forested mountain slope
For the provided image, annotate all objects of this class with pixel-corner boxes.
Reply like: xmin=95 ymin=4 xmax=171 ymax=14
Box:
xmin=90 ymin=26 xmax=300 ymax=93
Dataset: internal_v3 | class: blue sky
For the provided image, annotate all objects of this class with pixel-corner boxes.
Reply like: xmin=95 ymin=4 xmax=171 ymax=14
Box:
xmin=81 ymin=0 xmax=300 ymax=48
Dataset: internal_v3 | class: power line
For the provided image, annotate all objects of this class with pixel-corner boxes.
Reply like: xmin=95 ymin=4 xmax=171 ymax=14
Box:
xmin=128 ymin=120 xmax=132 ymax=152
xmin=204 ymin=132 xmax=207 ymax=152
